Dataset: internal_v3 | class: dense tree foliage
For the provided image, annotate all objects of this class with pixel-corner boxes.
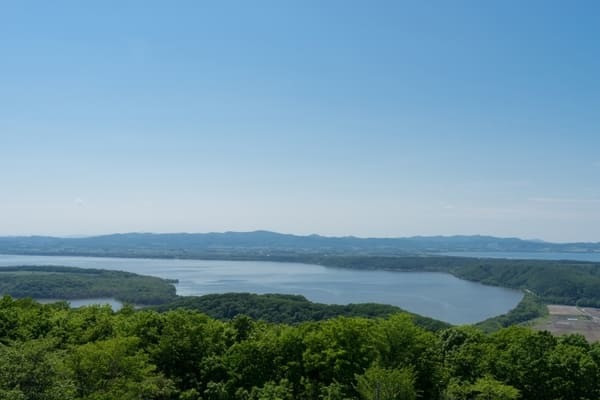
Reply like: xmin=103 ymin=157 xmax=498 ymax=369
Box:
xmin=475 ymin=293 xmax=547 ymax=333
xmin=0 ymin=297 xmax=599 ymax=400
xmin=154 ymin=293 xmax=450 ymax=331
xmin=0 ymin=266 xmax=177 ymax=305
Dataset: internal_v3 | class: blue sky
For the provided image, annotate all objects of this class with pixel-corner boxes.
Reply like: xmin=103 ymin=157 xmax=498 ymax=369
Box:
xmin=1 ymin=1 xmax=599 ymax=241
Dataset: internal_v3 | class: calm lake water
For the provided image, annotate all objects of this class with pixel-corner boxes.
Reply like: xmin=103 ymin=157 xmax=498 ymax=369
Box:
xmin=441 ymin=251 xmax=600 ymax=262
xmin=0 ymin=254 xmax=524 ymax=324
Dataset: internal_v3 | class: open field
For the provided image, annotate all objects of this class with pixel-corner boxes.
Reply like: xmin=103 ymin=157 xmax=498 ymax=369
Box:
xmin=534 ymin=305 xmax=600 ymax=342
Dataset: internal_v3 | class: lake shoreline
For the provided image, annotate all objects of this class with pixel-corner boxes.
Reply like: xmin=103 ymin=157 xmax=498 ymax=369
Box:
xmin=0 ymin=254 xmax=523 ymax=325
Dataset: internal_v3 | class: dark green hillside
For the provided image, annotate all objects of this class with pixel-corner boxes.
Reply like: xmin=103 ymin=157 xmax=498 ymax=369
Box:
xmin=475 ymin=292 xmax=548 ymax=333
xmin=154 ymin=292 xmax=450 ymax=331
xmin=0 ymin=266 xmax=177 ymax=305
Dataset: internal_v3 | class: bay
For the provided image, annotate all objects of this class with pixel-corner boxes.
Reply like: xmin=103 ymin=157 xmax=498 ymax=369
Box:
xmin=0 ymin=254 xmax=522 ymax=324
xmin=441 ymin=251 xmax=600 ymax=262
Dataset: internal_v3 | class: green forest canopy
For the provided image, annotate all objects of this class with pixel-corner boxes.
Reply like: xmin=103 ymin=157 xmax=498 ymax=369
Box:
xmin=0 ymin=296 xmax=598 ymax=400
xmin=154 ymin=292 xmax=450 ymax=332
xmin=0 ymin=266 xmax=177 ymax=305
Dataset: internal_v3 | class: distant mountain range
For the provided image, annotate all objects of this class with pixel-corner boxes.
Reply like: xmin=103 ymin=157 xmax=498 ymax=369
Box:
xmin=0 ymin=231 xmax=599 ymax=258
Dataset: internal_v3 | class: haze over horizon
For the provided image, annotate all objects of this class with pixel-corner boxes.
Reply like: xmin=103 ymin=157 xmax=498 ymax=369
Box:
xmin=2 ymin=1 xmax=599 ymax=242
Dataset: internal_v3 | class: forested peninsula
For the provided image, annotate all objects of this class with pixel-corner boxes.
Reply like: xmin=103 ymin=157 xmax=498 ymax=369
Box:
xmin=0 ymin=266 xmax=177 ymax=305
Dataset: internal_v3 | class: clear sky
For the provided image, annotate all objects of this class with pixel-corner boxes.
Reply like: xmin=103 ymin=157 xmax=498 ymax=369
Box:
xmin=1 ymin=1 xmax=599 ymax=242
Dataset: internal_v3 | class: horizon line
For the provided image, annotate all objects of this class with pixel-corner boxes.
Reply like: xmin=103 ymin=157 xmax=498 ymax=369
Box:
xmin=1 ymin=230 xmax=598 ymax=245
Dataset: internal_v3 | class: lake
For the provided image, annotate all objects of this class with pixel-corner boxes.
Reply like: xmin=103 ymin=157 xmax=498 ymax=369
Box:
xmin=0 ymin=254 xmax=523 ymax=324
xmin=441 ymin=251 xmax=600 ymax=262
